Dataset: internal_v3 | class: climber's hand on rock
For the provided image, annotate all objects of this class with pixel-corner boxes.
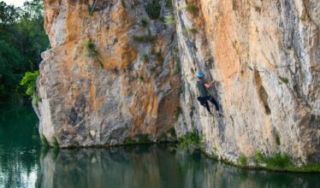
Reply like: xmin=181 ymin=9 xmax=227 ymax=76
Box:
xmin=204 ymin=82 xmax=214 ymax=89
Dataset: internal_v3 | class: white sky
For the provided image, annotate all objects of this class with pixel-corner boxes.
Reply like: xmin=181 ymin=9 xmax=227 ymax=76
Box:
xmin=1 ymin=0 xmax=26 ymax=7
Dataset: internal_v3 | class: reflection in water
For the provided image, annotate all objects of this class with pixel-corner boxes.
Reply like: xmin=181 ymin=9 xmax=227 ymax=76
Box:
xmin=37 ymin=145 xmax=319 ymax=188
xmin=0 ymin=106 xmax=40 ymax=188
xmin=1 ymin=107 xmax=319 ymax=188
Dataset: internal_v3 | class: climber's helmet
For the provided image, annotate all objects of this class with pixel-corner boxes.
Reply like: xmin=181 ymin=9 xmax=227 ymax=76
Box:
xmin=196 ymin=71 xmax=205 ymax=79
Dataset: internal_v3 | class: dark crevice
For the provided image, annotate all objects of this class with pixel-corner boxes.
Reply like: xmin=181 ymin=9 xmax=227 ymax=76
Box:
xmin=254 ymin=70 xmax=271 ymax=115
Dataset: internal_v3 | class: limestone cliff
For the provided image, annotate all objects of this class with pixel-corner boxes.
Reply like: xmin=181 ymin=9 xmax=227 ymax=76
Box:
xmin=38 ymin=0 xmax=320 ymax=166
xmin=175 ymin=0 xmax=320 ymax=166
xmin=39 ymin=0 xmax=180 ymax=147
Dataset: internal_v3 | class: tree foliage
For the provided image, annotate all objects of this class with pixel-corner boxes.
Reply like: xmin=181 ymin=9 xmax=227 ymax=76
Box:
xmin=20 ymin=71 xmax=39 ymax=97
xmin=0 ymin=0 xmax=48 ymax=105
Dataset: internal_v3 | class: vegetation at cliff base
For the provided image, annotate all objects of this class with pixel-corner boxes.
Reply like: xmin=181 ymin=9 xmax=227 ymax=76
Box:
xmin=254 ymin=152 xmax=293 ymax=169
xmin=238 ymin=154 xmax=248 ymax=166
xmin=178 ymin=132 xmax=201 ymax=151
xmin=235 ymin=151 xmax=320 ymax=172
xmin=0 ymin=0 xmax=48 ymax=107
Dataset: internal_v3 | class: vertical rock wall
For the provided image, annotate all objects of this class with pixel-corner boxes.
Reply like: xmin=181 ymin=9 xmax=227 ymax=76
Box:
xmin=175 ymin=0 xmax=319 ymax=164
xmin=39 ymin=0 xmax=320 ymax=165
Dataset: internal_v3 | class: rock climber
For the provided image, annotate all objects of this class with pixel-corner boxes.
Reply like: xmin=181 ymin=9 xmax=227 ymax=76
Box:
xmin=196 ymin=71 xmax=221 ymax=115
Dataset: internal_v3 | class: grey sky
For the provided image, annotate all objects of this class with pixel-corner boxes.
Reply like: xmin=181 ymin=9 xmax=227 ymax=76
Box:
xmin=2 ymin=0 xmax=25 ymax=7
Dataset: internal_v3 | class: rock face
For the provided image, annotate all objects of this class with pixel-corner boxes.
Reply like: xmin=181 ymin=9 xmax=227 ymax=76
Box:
xmin=38 ymin=0 xmax=320 ymax=165
xmin=174 ymin=0 xmax=320 ymax=165
xmin=38 ymin=0 xmax=180 ymax=147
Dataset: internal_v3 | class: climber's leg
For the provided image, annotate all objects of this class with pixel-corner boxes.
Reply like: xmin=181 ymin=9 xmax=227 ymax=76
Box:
xmin=208 ymin=96 xmax=220 ymax=112
xmin=197 ymin=97 xmax=211 ymax=113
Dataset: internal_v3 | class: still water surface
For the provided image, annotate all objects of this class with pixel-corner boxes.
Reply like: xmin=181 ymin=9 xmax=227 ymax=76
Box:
xmin=0 ymin=106 xmax=319 ymax=188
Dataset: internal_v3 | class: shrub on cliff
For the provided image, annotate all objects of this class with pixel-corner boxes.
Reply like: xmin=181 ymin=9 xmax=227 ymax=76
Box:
xmin=85 ymin=40 xmax=104 ymax=68
xmin=185 ymin=3 xmax=198 ymax=16
xmin=140 ymin=18 xmax=149 ymax=27
xmin=85 ymin=40 xmax=98 ymax=58
xmin=145 ymin=0 xmax=161 ymax=20
xmin=184 ymin=27 xmax=198 ymax=37
xmin=20 ymin=70 xmax=40 ymax=105
xmin=165 ymin=14 xmax=175 ymax=25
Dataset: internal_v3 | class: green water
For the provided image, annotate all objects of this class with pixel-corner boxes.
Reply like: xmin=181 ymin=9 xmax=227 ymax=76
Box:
xmin=0 ymin=107 xmax=319 ymax=188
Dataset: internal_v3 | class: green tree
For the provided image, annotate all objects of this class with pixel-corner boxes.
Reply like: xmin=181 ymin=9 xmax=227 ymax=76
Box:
xmin=0 ymin=40 xmax=24 ymax=101
xmin=0 ymin=0 xmax=48 ymax=106
xmin=0 ymin=2 xmax=20 ymax=24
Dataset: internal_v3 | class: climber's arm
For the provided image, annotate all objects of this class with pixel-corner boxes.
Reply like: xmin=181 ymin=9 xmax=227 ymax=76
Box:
xmin=204 ymin=81 xmax=214 ymax=89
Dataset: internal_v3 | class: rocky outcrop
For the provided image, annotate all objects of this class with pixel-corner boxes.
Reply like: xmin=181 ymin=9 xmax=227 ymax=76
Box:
xmin=38 ymin=0 xmax=180 ymax=147
xmin=38 ymin=0 xmax=320 ymax=166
